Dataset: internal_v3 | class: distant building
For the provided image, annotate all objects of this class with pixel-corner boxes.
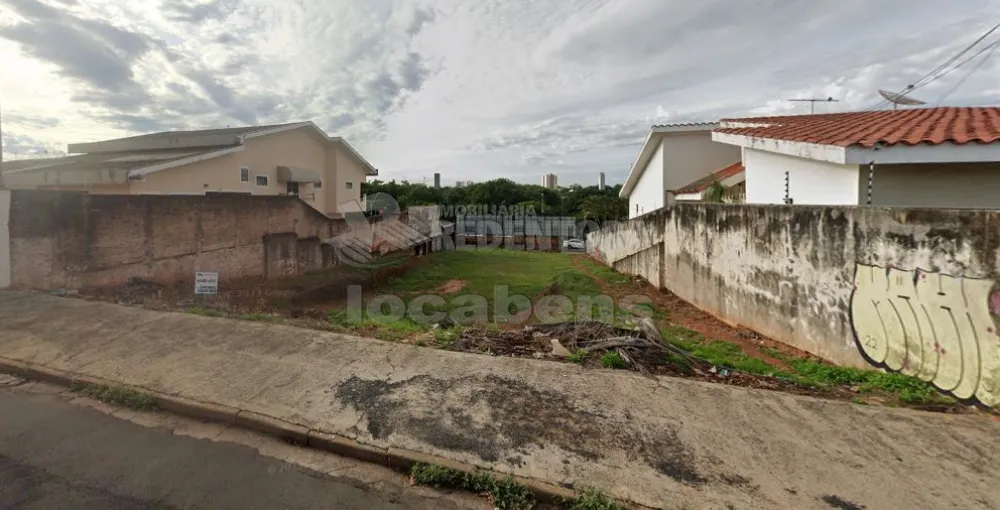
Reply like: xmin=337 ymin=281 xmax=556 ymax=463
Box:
xmin=455 ymin=180 xmax=473 ymax=188
xmin=598 ymin=172 xmax=606 ymax=190
xmin=0 ymin=121 xmax=378 ymax=219
xmin=620 ymin=122 xmax=739 ymax=219
xmin=712 ymin=107 xmax=1000 ymax=208
xmin=541 ymin=173 xmax=558 ymax=189
xmin=434 ymin=172 xmax=441 ymax=188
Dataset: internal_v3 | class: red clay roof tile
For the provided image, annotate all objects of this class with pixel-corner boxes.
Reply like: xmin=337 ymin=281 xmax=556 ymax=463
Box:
xmin=715 ymin=107 xmax=1000 ymax=148
xmin=674 ymin=162 xmax=744 ymax=194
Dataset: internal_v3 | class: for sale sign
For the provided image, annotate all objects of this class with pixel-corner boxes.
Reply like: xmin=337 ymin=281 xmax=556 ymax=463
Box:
xmin=194 ymin=272 xmax=219 ymax=295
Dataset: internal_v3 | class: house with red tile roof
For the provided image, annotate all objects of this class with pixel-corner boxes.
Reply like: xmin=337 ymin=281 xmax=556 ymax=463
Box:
xmin=712 ymin=107 xmax=1000 ymax=207
xmin=619 ymin=123 xmax=740 ymax=218
xmin=672 ymin=162 xmax=746 ymax=202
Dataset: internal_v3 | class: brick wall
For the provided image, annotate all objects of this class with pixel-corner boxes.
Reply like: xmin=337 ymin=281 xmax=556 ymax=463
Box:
xmin=7 ymin=190 xmax=345 ymax=290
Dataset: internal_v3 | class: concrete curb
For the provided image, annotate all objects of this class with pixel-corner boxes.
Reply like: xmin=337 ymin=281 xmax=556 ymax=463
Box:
xmin=0 ymin=356 xmax=576 ymax=504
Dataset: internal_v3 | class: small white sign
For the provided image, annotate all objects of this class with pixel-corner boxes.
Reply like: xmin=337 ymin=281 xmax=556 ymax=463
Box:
xmin=194 ymin=271 xmax=219 ymax=295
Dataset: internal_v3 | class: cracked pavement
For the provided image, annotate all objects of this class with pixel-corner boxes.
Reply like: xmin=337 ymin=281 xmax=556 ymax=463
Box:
xmin=1 ymin=291 xmax=999 ymax=510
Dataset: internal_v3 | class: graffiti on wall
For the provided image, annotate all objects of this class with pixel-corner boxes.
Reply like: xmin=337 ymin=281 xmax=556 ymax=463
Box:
xmin=850 ymin=264 xmax=1000 ymax=407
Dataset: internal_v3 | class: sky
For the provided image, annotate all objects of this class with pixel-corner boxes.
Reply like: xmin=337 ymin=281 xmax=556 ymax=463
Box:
xmin=2 ymin=0 xmax=1000 ymax=186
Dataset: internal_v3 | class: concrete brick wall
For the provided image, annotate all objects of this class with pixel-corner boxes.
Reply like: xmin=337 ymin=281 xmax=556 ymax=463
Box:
xmin=586 ymin=212 xmax=664 ymax=287
xmin=7 ymin=190 xmax=341 ymax=290
xmin=590 ymin=203 xmax=1000 ymax=407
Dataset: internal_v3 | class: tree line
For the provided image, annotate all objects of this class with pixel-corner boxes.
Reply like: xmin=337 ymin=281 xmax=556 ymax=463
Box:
xmin=361 ymin=178 xmax=628 ymax=223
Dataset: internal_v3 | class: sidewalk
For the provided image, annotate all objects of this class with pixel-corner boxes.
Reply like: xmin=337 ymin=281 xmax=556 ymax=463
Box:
xmin=0 ymin=291 xmax=997 ymax=510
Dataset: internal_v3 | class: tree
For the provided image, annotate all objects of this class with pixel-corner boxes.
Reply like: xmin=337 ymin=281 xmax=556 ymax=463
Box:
xmin=361 ymin=177 xmax=628 ymax=220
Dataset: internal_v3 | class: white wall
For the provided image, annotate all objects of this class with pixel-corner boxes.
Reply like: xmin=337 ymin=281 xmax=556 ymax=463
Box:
xmin=662 ymin=134 xmax=741 ymax=192
xmin=629 ymin=141 xmax=664 ymax=219
xmin=744 ymin=148 xmax=860 ymax=205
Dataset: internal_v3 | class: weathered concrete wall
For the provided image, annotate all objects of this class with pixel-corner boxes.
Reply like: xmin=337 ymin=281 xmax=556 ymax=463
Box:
xmin=589 ymin=202 xmax=1000 ymax=407
xmin=9 ymin=191 xmax=343 ymax=290
xmin=586 ymin=211 xmax=665 ymax=286
xmin=664 ymin=203 xmax=1000 ymax=407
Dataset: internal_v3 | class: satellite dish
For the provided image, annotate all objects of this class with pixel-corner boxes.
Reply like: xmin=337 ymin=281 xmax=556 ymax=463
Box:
xmin=878 ymin=89 xmax=927 ymax=107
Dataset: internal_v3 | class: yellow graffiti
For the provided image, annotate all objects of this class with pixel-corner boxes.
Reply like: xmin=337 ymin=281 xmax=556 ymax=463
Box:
xmin=851 ymin=264 xmax=1000 ymax=408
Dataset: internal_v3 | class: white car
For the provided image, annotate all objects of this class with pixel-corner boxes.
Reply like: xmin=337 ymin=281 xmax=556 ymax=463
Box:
xmin=563 ymin=239 xmax=586 ymax=250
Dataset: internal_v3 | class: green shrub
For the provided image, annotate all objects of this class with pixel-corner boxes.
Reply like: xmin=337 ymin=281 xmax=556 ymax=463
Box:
xmin=600 ymin=351 xmax=628 ymax=369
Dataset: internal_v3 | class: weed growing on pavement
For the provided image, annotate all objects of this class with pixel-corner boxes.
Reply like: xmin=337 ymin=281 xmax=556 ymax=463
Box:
xmin=410 ymin=463 xmax=534 ymax=510
xmin=568 ymin=350 xmax=588 ymax=363
xmin=600 ymin=351 xmax=628 ymax=369
xmin=561 ymin=487 xmax=623 ymax=510
xmin=72 ymin=383 xmax=157 ymax=411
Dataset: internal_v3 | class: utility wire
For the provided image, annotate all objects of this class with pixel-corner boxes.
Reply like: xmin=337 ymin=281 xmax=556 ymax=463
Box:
xmin=936 ymin=37 xmax=1000 ymax=105
xmin=865 ymin=19 xmax=1000 ymax=111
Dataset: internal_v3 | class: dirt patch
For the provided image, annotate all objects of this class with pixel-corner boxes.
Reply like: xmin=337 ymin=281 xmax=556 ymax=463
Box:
xmin=569 ymin=257 xmax=817 ymax=370
xmin=448 ymin=322 xmax=843 ymax=400
xmin=820 ymin=494 xmax=868 ymax=510
xmin=73 ymin=253 xmax=425 ymax=315
xmin=435 ymin=279 xmax=467 ymax=294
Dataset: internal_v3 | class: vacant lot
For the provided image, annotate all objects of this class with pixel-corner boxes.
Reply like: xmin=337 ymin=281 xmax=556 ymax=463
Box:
xmin=74 ymin=248 xmax=976 ymax=413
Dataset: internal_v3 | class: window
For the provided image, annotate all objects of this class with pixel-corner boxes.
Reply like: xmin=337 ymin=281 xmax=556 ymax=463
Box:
xmin=255 ymin=175 xmax=269 ymax=186
xmin=314 ymin=180 xmax=322 ymax=189
xmin=239 ymin=167 xmax=249 ymax=182
xmin=345 ymin=181 xmax=353 ymax=190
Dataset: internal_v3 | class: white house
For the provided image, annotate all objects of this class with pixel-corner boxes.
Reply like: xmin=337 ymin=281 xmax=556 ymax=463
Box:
xmin=712 ymin=107 xmax=1000 ymax=208
xmin=673 ymin=162 xmax=745 ymax=202
xmin=620 ymin=123 xmax=741 ymax=218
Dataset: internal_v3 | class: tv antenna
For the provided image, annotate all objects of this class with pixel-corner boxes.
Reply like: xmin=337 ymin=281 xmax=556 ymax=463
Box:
xmin=788 ymin=97 xmax=838 ymax=114
xmin=878 ymin=87 xmax=927 ymax=110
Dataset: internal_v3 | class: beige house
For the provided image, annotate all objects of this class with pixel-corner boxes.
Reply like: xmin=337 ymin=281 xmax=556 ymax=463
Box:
xmin=0 ymin=122 xmax=377 ymax=218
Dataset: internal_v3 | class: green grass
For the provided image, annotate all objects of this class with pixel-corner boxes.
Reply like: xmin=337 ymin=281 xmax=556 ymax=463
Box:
xmin=328 ymin=309 xmax=428 ymax=341
xmin=576 ymin=257 xmax=631 ymax=285
xmin=561 ymin=487 xmax=623 ymax=510
xmin=380 ymin=250 xmax=601 ymax=324
xmin=664 ymin=327 xmax=794 ymax=379
xmin=663 ymin=325 xmax=944 ymax=403
xmin=600 ymin=351 xmax=628 ymax=369
xmin=549 ymin=271 xmax=602 ymax=298
xmin=384 ymin=250 xmax=577 ymax=299
xmin=410 ymin=464 xmax=534 ymax=510
xmin=568 ymin=350 xmax=588 ymax=363
xmin=72 ymin=383 xmax=157 ymax=410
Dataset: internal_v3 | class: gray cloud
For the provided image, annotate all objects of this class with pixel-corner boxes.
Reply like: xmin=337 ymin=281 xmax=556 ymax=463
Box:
xmin=214 ymin=33 xmax=238 ymax=44
xmin=164 ymin=0 xmax=235 ymax=23
xmin=406 ymin=7 xmax=436 ymax=36
xmin=1 ymin=0 xmax=153 ymax=115
xmin=182 ymin=69 xmax=280 ymax=124
xmin=97 ymin=115 xmax=175 ymax=133
xmin=4 ymin=114 xmax=60 ymax=130
xmin=1 ymin=131 xmax=64 ymax=157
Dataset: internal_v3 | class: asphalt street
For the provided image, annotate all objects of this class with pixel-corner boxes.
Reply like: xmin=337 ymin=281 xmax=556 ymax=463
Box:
xmin=0 ymin=381 xmax=473 ymax=510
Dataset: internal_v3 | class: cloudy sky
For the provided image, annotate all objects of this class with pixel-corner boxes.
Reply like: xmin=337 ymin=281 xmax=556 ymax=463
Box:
xmin=2 ymin=0 xmax=1000 ymax=185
